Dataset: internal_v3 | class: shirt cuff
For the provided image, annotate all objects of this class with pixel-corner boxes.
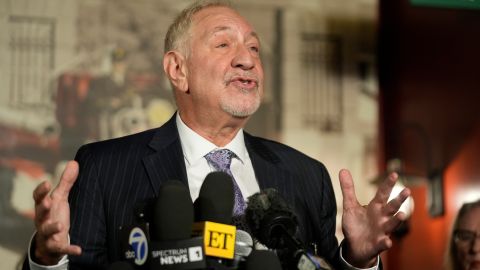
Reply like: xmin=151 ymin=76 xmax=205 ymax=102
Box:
xmin=339 ymin=243 xmax=379 ymax=270
xmin=28 ymin=232 xmax=69 ymax=270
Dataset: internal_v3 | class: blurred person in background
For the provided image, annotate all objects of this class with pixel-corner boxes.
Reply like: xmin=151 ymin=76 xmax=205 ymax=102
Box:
xmin=445 ymin=199 xmax=480 ymax=270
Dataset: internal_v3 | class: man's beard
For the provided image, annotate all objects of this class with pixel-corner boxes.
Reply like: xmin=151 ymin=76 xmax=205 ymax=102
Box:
xmin=220 ymin=88 xmax=261 ymax=118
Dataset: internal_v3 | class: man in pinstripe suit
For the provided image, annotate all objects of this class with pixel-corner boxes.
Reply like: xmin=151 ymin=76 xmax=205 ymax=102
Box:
xmin=27 ymin=1 xmax=411 ymax=270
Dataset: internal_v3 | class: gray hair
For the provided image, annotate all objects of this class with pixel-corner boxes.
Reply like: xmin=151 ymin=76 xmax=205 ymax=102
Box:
xmin=164 ymin=0 xmax=233 ymax=56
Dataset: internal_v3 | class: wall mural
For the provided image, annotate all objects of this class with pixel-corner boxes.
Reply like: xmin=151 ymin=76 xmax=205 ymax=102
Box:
xmin=0 ymin=1 xmax=180 ymax=268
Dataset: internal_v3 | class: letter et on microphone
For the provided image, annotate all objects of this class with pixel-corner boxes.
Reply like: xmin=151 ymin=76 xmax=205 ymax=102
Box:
xmin=193 ymin=221 xmax=236 ymax=259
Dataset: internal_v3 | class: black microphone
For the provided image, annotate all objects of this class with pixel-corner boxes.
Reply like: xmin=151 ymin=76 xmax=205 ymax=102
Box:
xmin=152 ymin=180 xmax=193 ymax=241
xmin=118 ymin=215 xmax=150 ymax=268
xmin=192 ymin=172 xmax=237 ymax=265
xmin=148 ymin=180 xmax=207 ymax=269
xmin=106 ymin=261 xmax=135 ymax=270
xmin=245 ymin=189 xmax=297 ymax=249
xmin=245 ymin=250 xmax=282 ymax=270
xmin=245 ymin=189 xmax=332 ymax=270
xmin=194 ymin=172 xmax=234 ymax=224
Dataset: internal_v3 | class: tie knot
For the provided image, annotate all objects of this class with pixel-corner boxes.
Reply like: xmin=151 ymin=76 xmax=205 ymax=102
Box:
xmin=205 ymin=149 xmax=235 ymax=172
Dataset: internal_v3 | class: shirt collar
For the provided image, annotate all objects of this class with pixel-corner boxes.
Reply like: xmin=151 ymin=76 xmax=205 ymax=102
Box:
xmin=176 ymin=114 xmax=247 ymax=165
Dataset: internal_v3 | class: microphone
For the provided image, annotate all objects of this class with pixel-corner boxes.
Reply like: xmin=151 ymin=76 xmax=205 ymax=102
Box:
xmin=245 ymin=189 xmax=297 ymax=249
xmin=106 ymin=261 xmax=135 ymax=270
xmin=245 ymin=189 xmax=332 ymax=270
xmin=226 ymin=229 xmax=253 ymax=269
xmin=152 ymin=180 xmax=193 ymax=241
xmin=192 ymin=172 xmax=237 ymax=261
xmin=194 ymin=172 xmax=234 ymax=224
xmin=148 ymin=180 xmax=207 ymax=269
xmin=245 ymin=250 xmax=282 ymax=270
xmin=118 ymin=218 xmax=150 ymax=268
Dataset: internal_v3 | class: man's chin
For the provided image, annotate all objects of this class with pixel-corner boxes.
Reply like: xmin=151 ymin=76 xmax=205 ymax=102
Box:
xmin=221 ymin=101 xmax=260 ymax=118
xmin=227 ymin=110 xmax=255 ymax=118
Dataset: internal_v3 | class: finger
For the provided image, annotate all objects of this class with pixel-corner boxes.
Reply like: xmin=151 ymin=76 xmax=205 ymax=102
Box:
xmin=44 ymin=240 xmax=67 ymax=256
xmin=375 ymin=236 xmax=393 ymax=253
xmin=62 ymin=245 xmax=82 ymax=256
xmin=33 ymin=181 xmax=52 ymax=205
xmin=35 ymin=196 xmax=52 ymax=225
xmin=339 ymin=169 xmax=360 ymax=210
xmin=395 ymin=211 xmax=408 ymax=222
xmin=51 ymin=160 xmax=79 ymax=200
xmin=383 ymin=212 xmax=408 ymax=234
xmin=373 ymin=172 xmax=398 ymax=204
xmin=45 ymin=241 xmax=82 ymax=257
xmin=38 ymin=222 xmax=62 ymax=238
xmin=384 ymin=188 xmax=411 ymax=215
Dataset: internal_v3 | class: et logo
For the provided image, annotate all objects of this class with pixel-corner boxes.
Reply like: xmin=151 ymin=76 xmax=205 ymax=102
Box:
xmin=129 ymin=227 xmax=148 ymax=265
xmin=202 ymin=222 xmax=236 ymax=259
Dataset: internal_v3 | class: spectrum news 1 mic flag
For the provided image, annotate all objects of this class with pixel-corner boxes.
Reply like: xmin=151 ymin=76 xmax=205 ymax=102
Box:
xmin=119 ymin=180 xmax=206 ymax=269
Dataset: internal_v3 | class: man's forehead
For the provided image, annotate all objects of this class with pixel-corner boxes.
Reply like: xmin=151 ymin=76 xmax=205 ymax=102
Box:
xmin=209 ymin=25 xmax=259 ymax=40
xmin=193 ymin=5 xmax=241 ymax=21
xmin=192 ymin=6 xmax=258 ymax=39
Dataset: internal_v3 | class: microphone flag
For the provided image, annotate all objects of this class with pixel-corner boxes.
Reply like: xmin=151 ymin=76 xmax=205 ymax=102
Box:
xmin=192 ymin=221 xmax=236 ymax=259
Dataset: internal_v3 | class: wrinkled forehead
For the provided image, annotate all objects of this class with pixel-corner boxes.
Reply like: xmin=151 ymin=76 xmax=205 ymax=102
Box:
xmin=190 ymin=6 xmax=258 ymax=41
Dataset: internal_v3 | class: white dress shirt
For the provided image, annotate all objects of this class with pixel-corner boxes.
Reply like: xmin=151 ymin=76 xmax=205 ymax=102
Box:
xmin=175 ymin=114 xmax=260 ymax=202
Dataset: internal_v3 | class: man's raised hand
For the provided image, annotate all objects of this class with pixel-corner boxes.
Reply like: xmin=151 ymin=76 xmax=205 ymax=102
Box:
xmin=33 ymin=160 xmax=82 ymax=265
xmin=339 ymin=169 xmax=411 ymax=268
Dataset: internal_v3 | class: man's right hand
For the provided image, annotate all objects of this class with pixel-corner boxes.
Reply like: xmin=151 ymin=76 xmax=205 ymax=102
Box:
xmin=32 ymin=160 xmax=82 ymax=265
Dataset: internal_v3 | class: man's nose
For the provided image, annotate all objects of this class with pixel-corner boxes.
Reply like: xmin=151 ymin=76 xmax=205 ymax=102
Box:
xmin=232 ymin=45 xmax=255 ymax=70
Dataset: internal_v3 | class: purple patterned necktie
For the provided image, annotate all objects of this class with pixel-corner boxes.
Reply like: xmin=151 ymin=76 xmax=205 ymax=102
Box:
xmin=204 ymin=149 xmax=246 ymax=217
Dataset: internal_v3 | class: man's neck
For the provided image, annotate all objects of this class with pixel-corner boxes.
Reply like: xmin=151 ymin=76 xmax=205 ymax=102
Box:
xmin=178 ymin=111 xmax=247 ymax=147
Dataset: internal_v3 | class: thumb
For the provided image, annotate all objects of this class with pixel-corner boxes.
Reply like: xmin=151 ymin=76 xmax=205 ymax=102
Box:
xmin=52 ymin=160 xmax=79 ymax=200
xmin=339 ymin=169 xmax=359 ymax=210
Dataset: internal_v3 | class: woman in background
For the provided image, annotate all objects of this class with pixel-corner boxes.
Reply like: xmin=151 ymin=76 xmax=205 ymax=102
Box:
xmin=445 ymin=199 xmax=480 ymax=270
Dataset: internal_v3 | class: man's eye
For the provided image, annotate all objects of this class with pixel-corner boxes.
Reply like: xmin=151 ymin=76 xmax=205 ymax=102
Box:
xmin=216 ymin=43 xmax=228 ymax=48
xmin=250 ymin=46 xmax=259 ymax=53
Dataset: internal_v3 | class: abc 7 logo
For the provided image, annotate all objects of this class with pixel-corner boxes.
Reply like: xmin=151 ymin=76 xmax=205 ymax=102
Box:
xmin=129 ymin=227 xmax=148 ymax=265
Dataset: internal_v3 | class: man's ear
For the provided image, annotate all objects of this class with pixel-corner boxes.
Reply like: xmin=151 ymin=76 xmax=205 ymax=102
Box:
xmin=163 ymin=51 xmax=188 ymax=92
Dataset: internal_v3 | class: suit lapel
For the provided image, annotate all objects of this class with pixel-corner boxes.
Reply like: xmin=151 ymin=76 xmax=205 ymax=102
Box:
xmin=142 ymin=119 xmax=296 ymax=200
xmin=142 ymin=113 xmax=189 ymax=197
xmin=244 ymin=132 xmax=295 ymax=198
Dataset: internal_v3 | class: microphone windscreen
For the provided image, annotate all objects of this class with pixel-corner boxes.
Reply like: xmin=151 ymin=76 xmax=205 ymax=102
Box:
xmin=106 ymin=261 xmax=134 ymax=270
xmin=245 ymin=188 xmax=297 ymax=248
xmin=194 ymin=171 xmax=234 ymax=224
xmin=152 ymin=180 xmax=193 ymax=241
xmin=245 ymin=250 xmax=282 ymax=270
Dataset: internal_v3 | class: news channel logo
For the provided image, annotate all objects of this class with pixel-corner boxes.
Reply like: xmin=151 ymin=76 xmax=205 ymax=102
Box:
xmin=188 ymin=246 xmax=203 ymax=262
xmin=128 ymin=227 xmax=148 ymax=265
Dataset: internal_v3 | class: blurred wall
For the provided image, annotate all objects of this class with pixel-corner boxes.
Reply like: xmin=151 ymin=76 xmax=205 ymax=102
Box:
xmin=379 ymin=0 xmax=480 ymax=269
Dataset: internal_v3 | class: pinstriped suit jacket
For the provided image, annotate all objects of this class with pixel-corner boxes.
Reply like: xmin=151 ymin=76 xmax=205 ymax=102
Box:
xmin=67 ymin=113 xmax=340 ymax=269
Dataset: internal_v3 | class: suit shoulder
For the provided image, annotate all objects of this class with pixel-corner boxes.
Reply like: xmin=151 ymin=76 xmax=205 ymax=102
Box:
xmin=246 ymin=133 xmax=327 ymax=171
xmin=75 ymin=128 xmax=157 ymax=159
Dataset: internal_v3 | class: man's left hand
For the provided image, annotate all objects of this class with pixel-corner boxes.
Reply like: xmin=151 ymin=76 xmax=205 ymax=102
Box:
xmin=339 ymin=169 xmax=411 ymax=268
